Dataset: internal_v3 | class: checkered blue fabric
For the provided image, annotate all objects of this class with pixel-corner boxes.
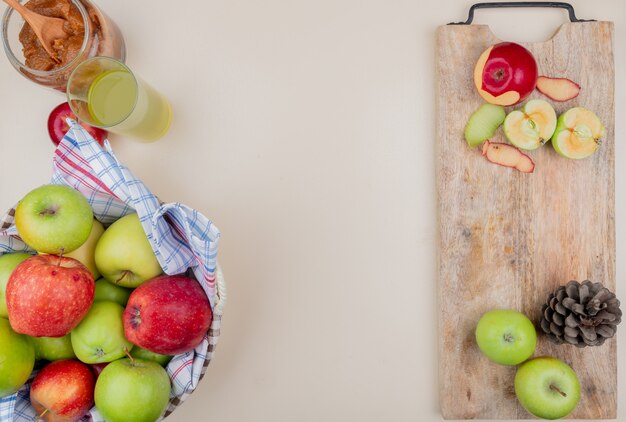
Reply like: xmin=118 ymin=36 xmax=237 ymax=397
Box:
xmin=0 ymin=120 xmax=223 ymax=421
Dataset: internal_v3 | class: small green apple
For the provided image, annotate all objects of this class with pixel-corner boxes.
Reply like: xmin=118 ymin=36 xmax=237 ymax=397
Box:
xmin=32 ymin=334 xmax=76 ymax=361
xmin=95 ymin=213 xmax=162 ymax=288
xmin=515 ymin=357 xmax=580 ymax=419
xmin=551 ymin=107 xmax=605 ymax=159
xmin=0 ymin=317 xmax=35 ymax=396
xmin=503 ymin=99 xmax=557 ymax=150
xmin=0 ymin=252 xmax=32 ymax=318
xmin=475 ymin=309 xmax=536 ymax=365
xmin=15 ymin=184 xmax=94 ymax=254
xmin=95 ymin=357 xmax=171 ymax=422
xmin=94 ymin=278 xmax=133 ymax=307
xmin=130 ymin=346 xmax=173 ymax=367
xmin=71 ymin=301 xmax=134 ymax=364
xmin=63 ymin=219 xmax=105 ymax=279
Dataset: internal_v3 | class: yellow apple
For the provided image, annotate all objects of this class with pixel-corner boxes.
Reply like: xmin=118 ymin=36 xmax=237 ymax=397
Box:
xmin=40 ymin=219 xmax=105 ymax=279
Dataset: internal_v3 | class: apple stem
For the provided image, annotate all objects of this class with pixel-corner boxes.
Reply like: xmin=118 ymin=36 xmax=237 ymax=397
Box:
xmin=124 ymin=346 xmax=135 ymax=365
xmin=550 ymin=384 xmax=567 ymax=398
xmin=36 ymin=408 xmax=48 ymax=421
xmin=116 ymin=270 xmax=130 ymax=285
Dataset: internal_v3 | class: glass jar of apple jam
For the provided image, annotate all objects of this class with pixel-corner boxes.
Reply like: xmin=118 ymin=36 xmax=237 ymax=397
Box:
xmin=1 ymin=0 xmax=125 ymax=92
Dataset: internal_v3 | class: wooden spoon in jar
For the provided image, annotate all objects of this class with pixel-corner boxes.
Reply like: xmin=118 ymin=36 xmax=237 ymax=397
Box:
xmin=3 ymin=0 xmax=68 ymax=63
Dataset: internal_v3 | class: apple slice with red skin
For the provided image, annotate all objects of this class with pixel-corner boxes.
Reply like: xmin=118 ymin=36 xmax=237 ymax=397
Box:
xmin=48 ymin=102 xmax=108 ymax=147
xmin=536 ymin=76 xmax=581 ymax=102
xmin=482 ymin=141 xmax=535 ymax=173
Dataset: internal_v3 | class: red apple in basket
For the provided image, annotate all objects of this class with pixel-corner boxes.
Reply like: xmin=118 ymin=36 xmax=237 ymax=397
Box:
xmin=48 ymin=102 xmax=107 ymax=147
xmin=30 ymin=359 xmax=95 ymax=422
xmin=123 ymin=274 xmax=212 ymax=355
xmin=474 ymin=42 xmax=538 ymax=106
xmin=6 ymin=255 xmax=95 ymax=337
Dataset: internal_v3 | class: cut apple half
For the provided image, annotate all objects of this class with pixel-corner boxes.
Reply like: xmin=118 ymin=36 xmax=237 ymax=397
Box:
xmin=503 ymin=99 xmax=556 ymax=150
xmin=482 ymin=141 xmax=535 ymax=173
xmin=536 ymin=76 xmax=580 ymax=102
xmin=465 ymin=103 xmax=506 ymax=147
xmin=551 ymin=107 xmax=605 ymax=159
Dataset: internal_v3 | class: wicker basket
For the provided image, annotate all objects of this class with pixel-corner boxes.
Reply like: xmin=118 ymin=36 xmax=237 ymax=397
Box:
xmin=0 ymin=121 xmax=225 ymax=422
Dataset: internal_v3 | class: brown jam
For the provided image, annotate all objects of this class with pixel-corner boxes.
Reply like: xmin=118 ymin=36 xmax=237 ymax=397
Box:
xmin=19 ymin=0 xmax=88 ymax=71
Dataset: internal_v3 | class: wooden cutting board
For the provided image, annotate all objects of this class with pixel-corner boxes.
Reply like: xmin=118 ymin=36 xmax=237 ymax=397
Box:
xmin=436 ymin=21 xmax=615 ymax=420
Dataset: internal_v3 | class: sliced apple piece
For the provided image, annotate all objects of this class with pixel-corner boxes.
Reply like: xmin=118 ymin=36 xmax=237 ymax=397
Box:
xmin=551 ymin=107 xmax=605 ymax=159
xmin=503 ymin=99 xmax=556 ymax=150
xmin=482 ymin=140 xmax=535 ymax=173
xmin=536 ymin=76 xmax=581 ymax=102
xmin=464 ymin=103 xmax=506 ymax=147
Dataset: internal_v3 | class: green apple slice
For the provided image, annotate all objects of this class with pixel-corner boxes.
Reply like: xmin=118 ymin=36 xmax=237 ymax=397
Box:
xmin=503 ymin=99 xmax=556 ymax=150
xmin=551 ymin=107 xmax=605 ymax=159
xmin=465 ymin=103 xmax=506 ymax=147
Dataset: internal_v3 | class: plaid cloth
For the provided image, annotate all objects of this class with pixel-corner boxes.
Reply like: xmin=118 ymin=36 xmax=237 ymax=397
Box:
xmin=0 ymin=120 xmax=225 ymax=422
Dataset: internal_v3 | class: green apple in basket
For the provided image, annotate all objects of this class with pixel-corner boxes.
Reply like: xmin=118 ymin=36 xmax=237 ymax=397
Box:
xmin=95 ymin=355 xmax=171 ymax=422
xmin=32 ymin=334 xmax=76 ymax=361
xmin=0 ymin=252 xmax=32 ymax=318
xmin=94 ymin=278 xmax=133 ymax=306
xmin=14 ymin=184 xmax=94 ymax=255
xmin=61 ymin=218 xmax=105 ymax=279
xmin=0 ymin=317 xmax=35 ymax=396
xmin=95 ymin=213 xmax=163 ymax=288
xmin=71 ymin=301 xmax=134 ymax=364
xmin=130 ymin=346 xmax=173 ymax=367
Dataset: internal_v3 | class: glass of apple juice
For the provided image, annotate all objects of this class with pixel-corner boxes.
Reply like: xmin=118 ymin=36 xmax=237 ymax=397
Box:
xmin=66 ymin=56 xmax=172 ymax=142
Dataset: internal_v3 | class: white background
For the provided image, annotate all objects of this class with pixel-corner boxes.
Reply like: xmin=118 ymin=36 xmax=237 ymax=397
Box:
xmin=0 ymin=0 xmax=624 ymax=421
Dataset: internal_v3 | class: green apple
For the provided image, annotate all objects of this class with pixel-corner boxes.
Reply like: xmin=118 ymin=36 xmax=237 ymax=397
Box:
xmin=503 ymin=99 xmax=557 ymax=150
xmin=71 ymin=301 xmax=134 ymax=364
xmin=0 ymin=317 xmax=35 ymax=396
xmin=551 ymin=107 xmax=605 ymax=159
xmin=63 ymin=219 xmax=105 ymax=279
xmin=32 ymin=334 xmax=76 ymax=361
xmin=130 ymin=346 xmax=173 ymax=367
xmin=465 ymin=103 xmax=506 ymax=147
xmin=15 ymin=184 xmax=94 ymax=254
xmin=95 ymin=213 xmax=162 ymax=288
xmin=0 ymin=252 xmax=32 ymax=318
xmin=475 ymin=309 xmax=536 ymax=366
xmin=515 ymin=357 xmax=580 ymax=419
xmin=95 ymin=357 xmax=171 ymax=422
xmin=94 ymin=278 xmax=133 ymax=306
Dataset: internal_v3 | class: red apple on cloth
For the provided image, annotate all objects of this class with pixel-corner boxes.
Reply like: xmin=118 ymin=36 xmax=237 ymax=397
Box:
xmin=124 ymin=274 xmax=212 ymax=355
xmin=6 ymin=255 xmax=95 ymax=337
xmin=474 ymin=42 xmax=538 ymax=106
xmin=48 ymin=102 xmax=107 ymax=147
xmin=30 ymin=359 xmax=95 ymax=422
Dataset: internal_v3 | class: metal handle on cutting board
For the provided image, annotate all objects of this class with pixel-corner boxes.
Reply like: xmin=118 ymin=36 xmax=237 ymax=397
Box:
xmin=449 ymin=2 xmax=595 ymax=25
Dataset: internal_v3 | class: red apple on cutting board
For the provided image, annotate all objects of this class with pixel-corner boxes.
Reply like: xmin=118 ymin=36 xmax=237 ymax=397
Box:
xmin=123 ymin=274 xmax=212 ymax=355
xmin=474 ymin=42 xmax=538 ymax=106
xmin=30 ymin=359 xmax=95 ymax=422
xmin=6 ymin=255 xmax=95 ymax=337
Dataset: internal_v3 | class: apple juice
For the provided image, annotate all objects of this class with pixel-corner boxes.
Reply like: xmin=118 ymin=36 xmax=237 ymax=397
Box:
xmin=86 ymin=69 xmax=172 ymax=141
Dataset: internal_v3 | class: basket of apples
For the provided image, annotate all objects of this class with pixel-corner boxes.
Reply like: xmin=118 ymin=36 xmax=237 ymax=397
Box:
xmin=0 ymin=120 xmax=225 ymax=422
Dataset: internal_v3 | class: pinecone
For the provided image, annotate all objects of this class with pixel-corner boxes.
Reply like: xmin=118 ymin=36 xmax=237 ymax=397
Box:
xmin=540 ymin=280 xmax=622 ymax=347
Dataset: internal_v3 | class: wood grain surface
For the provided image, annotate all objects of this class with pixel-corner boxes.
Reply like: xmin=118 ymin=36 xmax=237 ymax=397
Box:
xmin=436 ymin=22 xmax=615 ymax=419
